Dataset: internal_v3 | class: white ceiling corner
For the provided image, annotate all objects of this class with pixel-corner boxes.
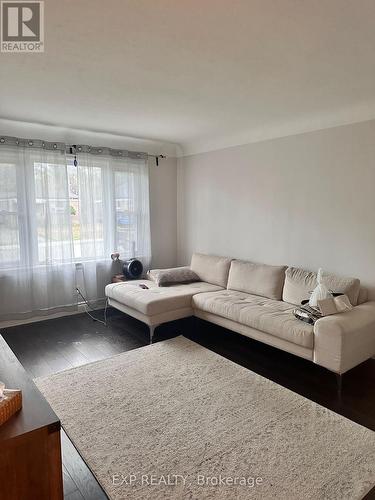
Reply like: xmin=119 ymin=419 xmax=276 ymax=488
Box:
xmin=1 ymin=0 xmax=375 ymax=156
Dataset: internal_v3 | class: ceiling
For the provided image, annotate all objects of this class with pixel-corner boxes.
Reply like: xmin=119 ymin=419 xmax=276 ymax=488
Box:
xmin=1 ymin=0 xmax=375 ymax=155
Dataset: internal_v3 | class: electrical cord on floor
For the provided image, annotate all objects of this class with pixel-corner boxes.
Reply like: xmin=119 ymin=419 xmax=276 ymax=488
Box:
xmin=76 ymin=287 xmax=108 ymax=326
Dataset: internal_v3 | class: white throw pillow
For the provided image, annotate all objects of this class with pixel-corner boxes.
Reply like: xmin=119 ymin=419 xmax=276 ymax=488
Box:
xmin=309 ymin=269 xmax=332 ymax=307
xmin=283 ymin=267 xmax=360 ymax=306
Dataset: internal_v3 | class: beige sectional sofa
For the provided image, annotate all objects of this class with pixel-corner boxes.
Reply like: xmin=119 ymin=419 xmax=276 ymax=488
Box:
xmin=105 ymin=253 xmax=375 ymax=375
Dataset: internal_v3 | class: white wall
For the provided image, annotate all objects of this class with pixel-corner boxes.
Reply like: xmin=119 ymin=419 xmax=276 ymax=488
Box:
xmin=177 ymin=120 xmax=375 ymax=297
xmin=149 ymin=157 xmax=177 ymax=268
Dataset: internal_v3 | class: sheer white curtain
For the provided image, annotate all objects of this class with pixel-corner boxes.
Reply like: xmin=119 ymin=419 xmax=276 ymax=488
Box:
xmin=74 ymin=152 xmax=151 ymax=303
xmin=0 ymin=141 xmax=76 ymax=320
xmin=0 ymin=139 xmax=151 ymax=320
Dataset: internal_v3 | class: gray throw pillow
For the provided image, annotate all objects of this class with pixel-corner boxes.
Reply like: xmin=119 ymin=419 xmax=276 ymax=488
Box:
xmin=147 ymin=266 xmax=200 ymax=287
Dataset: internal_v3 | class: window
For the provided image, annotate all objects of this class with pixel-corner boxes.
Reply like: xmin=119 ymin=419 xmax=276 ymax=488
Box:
xmin=0 ymin=142 xmax=151 ymax=318
xmin=67 ymin=161 xmax=105 ymax=260
xmin=0 ymin=147 xmax=151 ymax=268
xmin=34 ymin=161 xmax=72 ymax=264
xmin=0 ymin=162 xmax=20 ymax=266
xmin=115 ymin=169 xmax=138 ymax=257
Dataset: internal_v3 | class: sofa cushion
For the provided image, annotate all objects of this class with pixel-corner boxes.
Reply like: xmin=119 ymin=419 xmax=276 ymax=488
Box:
xmin=193 ymin=290 xmax=313 ymax=348
xmin=227 ymin=260 xmax=286 ymax=300
xmin=105 ymin=280 xmax=223 ymax=316
xmin=147 ymin=266 xmax=200 ymax=286
xmin=190 ymin=253 xmax=232 ymax=287
xmin=282 ymin=267 xmax=361 ymax=306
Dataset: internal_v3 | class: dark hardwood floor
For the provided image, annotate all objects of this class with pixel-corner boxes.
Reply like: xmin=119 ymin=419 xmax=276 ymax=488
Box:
xmin=1 ymin=309 xmax=182 ymax=500
xmin=2 ymin=308 xmax=375 ymax=499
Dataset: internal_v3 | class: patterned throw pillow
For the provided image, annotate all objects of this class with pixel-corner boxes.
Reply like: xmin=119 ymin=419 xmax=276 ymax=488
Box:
xmin=147 ymin=267 xmax=200 ymax=287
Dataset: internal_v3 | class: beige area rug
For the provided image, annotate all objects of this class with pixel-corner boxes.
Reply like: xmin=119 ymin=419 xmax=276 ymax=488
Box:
xmin=35 ymin=336 xmax=375 ymax=500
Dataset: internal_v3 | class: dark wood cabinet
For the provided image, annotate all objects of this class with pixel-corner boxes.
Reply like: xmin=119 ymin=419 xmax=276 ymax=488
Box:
xmin=0 ymin=335 xmax=63 ymax=499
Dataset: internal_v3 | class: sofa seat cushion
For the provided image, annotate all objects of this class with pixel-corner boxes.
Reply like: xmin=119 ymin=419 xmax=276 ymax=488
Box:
xmin=105 ymin=280 xmax=223 ymax=316
xmin=192 ymin=290 xmax=313 ymax=348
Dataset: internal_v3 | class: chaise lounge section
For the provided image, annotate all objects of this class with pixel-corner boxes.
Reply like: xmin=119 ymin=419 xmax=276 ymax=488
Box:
xmin=105 ymin=253 xmax=375 ymax=376
xmin=105 ymin=279 xmax=224 ymax=339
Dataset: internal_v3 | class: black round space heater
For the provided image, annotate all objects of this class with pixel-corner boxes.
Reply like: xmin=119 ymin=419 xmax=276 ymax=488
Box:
xmin=122 ymin=258 xmax=143 ymax=279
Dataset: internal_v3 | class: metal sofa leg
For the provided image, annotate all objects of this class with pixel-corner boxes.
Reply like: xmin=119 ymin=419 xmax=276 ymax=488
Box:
xmin=149 ymin=324 xmax=159 ymax=344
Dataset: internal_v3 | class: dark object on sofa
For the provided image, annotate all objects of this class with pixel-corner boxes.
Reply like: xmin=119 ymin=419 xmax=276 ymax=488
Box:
xmin=123 ymin=258 xmax=143 ymax=279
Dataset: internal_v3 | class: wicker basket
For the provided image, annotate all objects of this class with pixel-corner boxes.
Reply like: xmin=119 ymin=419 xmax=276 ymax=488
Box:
xmin=0 ymin=390 xmax=22 ymax=426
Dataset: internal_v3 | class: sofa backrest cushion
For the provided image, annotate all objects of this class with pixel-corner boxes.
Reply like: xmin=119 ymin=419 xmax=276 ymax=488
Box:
xmin=357 ymin=287 xmax=368 ymax=305
xmin=227 ymin=260 xmax=287 ymax=300
xmin=190 ymin=253 xmax=232 ymax=288
xmin=282 ymin=267 xmax=361 ymax=306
